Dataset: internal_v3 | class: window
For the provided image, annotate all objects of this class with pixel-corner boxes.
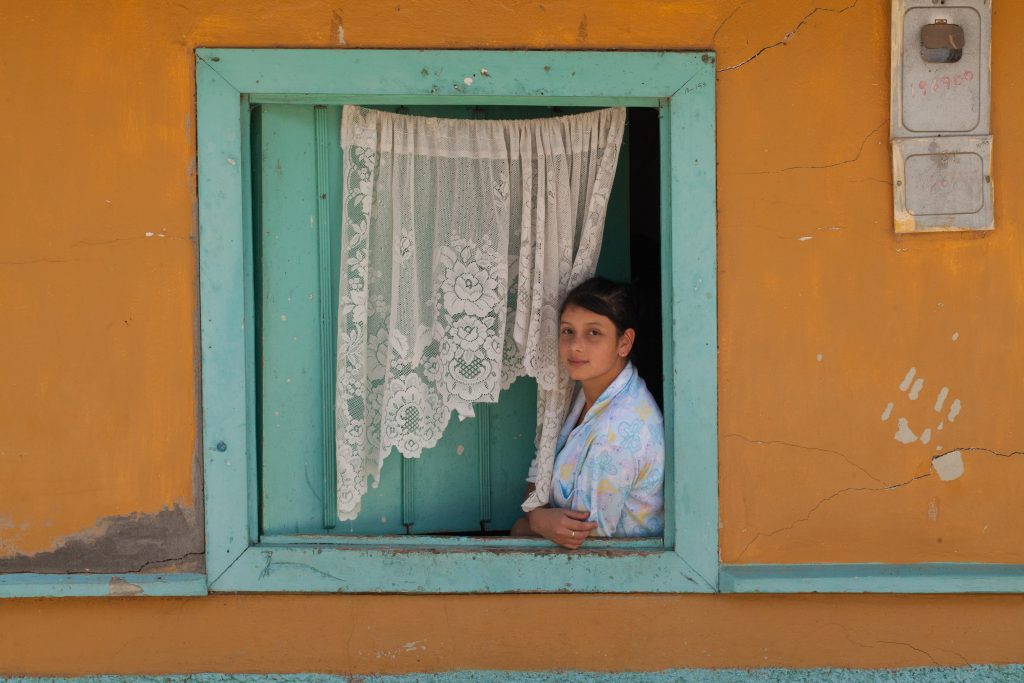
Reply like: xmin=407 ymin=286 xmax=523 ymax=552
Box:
xmin=197 ymin=49 xmax=718 ymax=592
xmin=257 ymin=103 xmax=658 ymax=538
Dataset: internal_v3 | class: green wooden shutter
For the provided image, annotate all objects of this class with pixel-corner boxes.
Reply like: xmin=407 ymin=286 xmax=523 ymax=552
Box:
xmin=257 ymin=104 xmax=630 ymax=536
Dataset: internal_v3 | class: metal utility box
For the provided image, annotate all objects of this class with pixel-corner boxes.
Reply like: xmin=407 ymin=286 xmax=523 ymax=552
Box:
xmin=890 ymin=0 xmax=993 ymax=233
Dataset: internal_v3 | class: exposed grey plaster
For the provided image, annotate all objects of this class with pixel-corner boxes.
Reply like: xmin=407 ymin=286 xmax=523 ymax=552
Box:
xmin=107 ymin=576 xmax=144 ymax=596
xmin=0 ymin=504 xmax=204 ymax=574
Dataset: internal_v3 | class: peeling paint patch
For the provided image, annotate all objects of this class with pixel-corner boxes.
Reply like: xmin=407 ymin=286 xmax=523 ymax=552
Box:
xmin=899 ymin=367 xmax=916 ymax=392
xmin=108 ymin=576 xmax=144 ymax=596
xmin=0 ymin=504 xmax=203 ymax=574
xmin=0 ymin=515 xmax=22 ymax=557
xmin=933 ymin=451 xmax=964 ymax=481
xmin=886 ymin=369 xmax=961 ymax=446
xmin=576 ymin=14 xmax=588 ymax=41
xmin=463 ymin=76 xmax=473 ymax=86
xmin=376 ymin=639 xmax=428 ymax=661
xmin=331 ymin=10 xmax=346 ymax=45
xmin=908 ymin=378 xmax=924 ymax=401
xmin=894 ymin=417 xmax=918 ymax=444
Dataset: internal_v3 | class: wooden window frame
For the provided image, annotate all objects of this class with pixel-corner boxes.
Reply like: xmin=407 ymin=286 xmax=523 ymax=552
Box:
xmin=197 ymin=48 xmax=718 ymax=593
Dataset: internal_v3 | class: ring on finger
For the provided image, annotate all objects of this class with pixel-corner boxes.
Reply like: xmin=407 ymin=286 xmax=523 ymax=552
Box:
xmin=570 ymin=530 xmax=576 ymax=538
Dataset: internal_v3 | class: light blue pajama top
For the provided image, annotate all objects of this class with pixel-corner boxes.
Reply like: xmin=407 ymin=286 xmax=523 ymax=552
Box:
xmin=549 ymin=362 xmax=665 ymax=537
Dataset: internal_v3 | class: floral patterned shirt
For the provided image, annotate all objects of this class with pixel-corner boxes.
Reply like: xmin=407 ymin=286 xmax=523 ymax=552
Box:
xmin=546 ymin=362 xmax=665 ymax=537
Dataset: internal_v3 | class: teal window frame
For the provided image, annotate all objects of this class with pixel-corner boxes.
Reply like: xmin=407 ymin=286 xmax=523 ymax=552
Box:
xmin=197 ymin=48 xmax=718 ymax=593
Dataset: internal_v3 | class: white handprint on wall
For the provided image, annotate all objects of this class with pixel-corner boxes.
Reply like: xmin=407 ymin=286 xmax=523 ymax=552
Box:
xmin=882 ymin=364 xmax=967 ymax=481
xmin=882 ymin=366 xmax=962 ymax=448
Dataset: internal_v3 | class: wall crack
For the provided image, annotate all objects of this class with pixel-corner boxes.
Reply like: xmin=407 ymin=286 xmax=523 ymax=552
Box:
xmin=740 ymin=120 xmax=886 ymax=175
xmin=713 ymin=0 xmax=755 ymax=42
xmin=719 ymin=0 xmax=860 ymax=73
xmin=725 ymin=432 xmax=884 ymax=484
xmin=938 ymin=446 xmax=1024 ymax=460
xmin=736 ymin=473 xmax=932 ymax=560
xmin=136 ymin=551 xmax=206 ymax=573
xmin=830 ymin=621 xmax=969 ymax=666
xmin=0 ymin=258 xmax=74 ymax=266
xmin=73 ymin=235 xmax=189 ymax=248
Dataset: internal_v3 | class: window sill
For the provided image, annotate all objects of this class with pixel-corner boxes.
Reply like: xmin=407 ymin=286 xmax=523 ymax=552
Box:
xmin=258 ymin=534 xmax=663 ymax=551
xmin=208 ymin=541 xmax=707 ymax=593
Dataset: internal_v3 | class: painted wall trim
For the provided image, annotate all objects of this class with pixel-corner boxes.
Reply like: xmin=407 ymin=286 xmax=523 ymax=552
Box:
xmin=4 ymin=667 xmax=1024 ymax=682
xmin=720 ymin=563 xmax=1024 ymax=593
xmin=0 ymin=572 xmax=207 ymax=598
xmin=210 ymin=543 xmax=697 ymax=593
xmin=197 ymin=48 xmax=719 ymax=593
xmin=199 ymin=48 xmax=708 ymax=97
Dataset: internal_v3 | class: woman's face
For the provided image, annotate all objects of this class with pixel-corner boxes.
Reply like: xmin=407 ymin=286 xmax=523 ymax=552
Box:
xmin=558 ymin=304 xmax=634 ymax=385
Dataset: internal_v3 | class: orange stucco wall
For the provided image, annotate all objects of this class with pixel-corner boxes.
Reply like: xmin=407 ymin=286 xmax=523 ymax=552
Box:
xmin=1 ymin=0 xmax=1023 ymax=673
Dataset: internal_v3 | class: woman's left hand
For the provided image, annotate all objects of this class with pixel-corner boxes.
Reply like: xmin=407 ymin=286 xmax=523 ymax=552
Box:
xmin=526 ymin=508 xmax=597 ymax=549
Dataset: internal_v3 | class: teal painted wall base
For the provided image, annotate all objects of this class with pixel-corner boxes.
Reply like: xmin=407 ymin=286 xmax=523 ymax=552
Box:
xmin=0 ymin=573 xmax=207 ymax=598
xmin=5 ymin=668 xmax=1024 ymax=682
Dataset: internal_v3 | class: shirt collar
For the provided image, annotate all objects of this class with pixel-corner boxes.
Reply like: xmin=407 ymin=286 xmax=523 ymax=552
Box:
xmin=580 ymin=361 xmax=635 ymax=426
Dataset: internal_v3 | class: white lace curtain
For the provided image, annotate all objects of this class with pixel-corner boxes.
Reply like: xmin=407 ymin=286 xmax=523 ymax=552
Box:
xmin=336 ymin=104 xmax=625 ymax=521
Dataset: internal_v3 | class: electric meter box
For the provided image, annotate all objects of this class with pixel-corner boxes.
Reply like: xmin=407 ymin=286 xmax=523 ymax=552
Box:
xmin=890 ymin=0 xmax=993 ymax=232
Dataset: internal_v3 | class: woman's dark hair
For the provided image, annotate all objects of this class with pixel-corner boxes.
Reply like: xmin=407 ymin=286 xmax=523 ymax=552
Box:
xmin=559 ymin=277 xmax=641 ymax=337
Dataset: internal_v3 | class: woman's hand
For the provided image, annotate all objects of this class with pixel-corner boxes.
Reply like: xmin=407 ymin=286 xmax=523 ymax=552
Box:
xmin=527 ymin=508 xmax=598 ymax=550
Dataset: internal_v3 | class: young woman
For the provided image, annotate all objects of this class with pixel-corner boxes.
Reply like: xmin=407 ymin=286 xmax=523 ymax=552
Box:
xmin=510 ymin=277 xmax=665 ymax=549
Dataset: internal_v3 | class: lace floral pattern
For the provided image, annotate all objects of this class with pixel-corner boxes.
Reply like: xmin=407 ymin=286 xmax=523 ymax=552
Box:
xmin=336 ymin=105 xmax=625 ymax=520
